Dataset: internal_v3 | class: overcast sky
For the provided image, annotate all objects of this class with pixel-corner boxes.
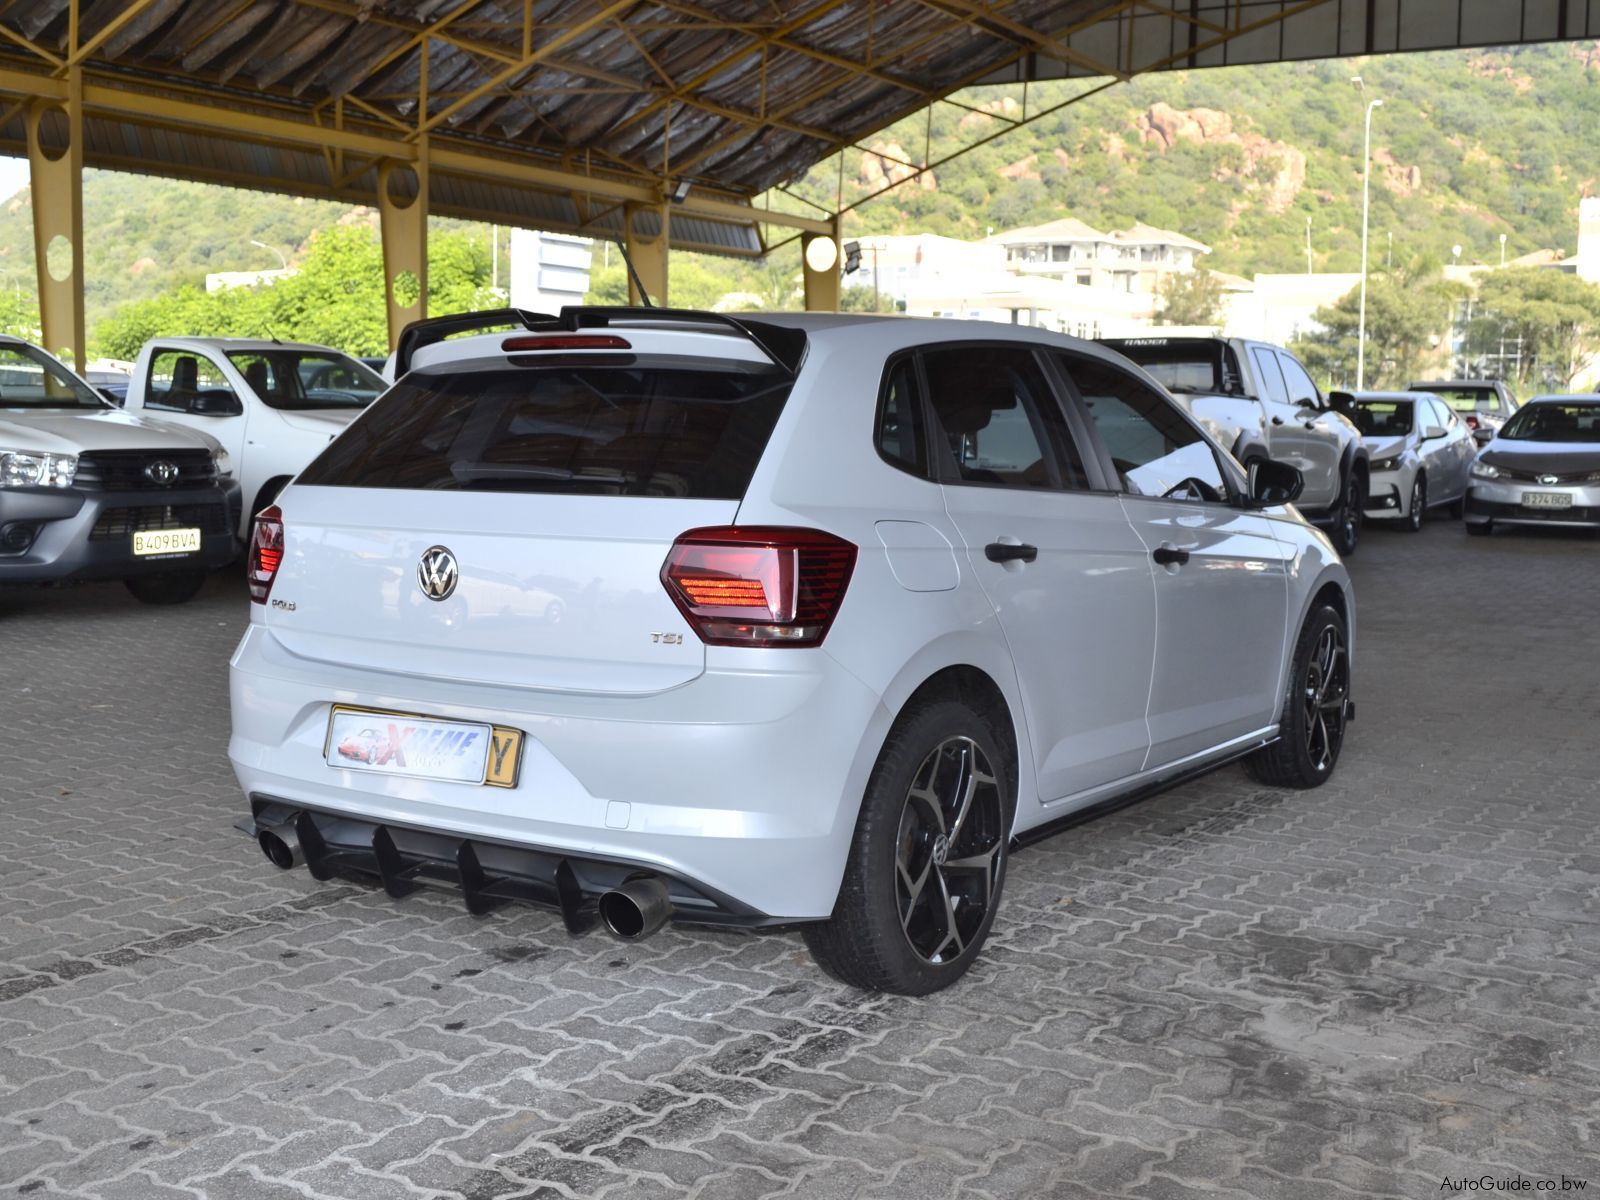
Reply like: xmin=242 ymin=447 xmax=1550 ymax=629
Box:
xmin=0 ymin=156 xmax=27 ymax=202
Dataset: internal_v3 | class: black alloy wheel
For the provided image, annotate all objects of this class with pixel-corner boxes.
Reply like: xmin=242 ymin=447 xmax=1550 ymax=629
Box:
xmin=1243 ymin=603 xmax=1351 ymax=789
xmin=804 ymin=698 xmax=1014 ymax=994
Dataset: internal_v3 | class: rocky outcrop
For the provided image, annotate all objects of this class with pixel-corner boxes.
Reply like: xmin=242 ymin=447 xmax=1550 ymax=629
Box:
xmin=1373 ymin=148 xmax=1422 ymax=196
xmin=858 ymin=142 xmax=935 ymax=191
xmin=1133 ymin=101 xmax=1306 ymax=214
xmin=956 ymin=96 xmax=1021 ymax=135
xmin=998 ymin=154 xmax=1040 ymax=182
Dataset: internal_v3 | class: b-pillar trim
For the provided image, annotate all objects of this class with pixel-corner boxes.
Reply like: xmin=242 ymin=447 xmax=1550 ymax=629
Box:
xmin=378 ymin=141 xmax=428 ymax=350
xmin=27 ymin=68 xmax=85 ymax=367
xmin=624 ymin=200 xmax=669 ymax=307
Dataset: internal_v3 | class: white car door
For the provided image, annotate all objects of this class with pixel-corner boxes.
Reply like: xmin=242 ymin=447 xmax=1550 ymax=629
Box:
xmin=1248 ymin=345 xmax=1331 ymax=509
xmin=1277 ymin=351 xmax=1347 ymax=510
xmin=1060 ymin=352 xmax=1294 ymax=768
xmin=918 ymin=342 xmax=1158 ymax=802
xmin=137 ymin=347 xmax=248 ymax=466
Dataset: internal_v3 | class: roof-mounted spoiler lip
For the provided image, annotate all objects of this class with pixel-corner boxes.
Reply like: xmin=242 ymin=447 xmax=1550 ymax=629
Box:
xmin=393 ymin=305 xmax=803 ymax=378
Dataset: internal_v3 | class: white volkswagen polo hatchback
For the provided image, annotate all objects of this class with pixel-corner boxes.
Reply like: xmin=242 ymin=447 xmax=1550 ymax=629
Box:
xmin=231 ymin=308 xmax=1355 ymax=994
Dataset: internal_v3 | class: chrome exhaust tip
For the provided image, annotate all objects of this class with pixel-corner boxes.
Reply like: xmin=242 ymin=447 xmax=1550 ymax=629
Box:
xmin=257 ymin=820 xmax=304 ymax=870
xmin=598 ymin=875 xmax=673 ymax=940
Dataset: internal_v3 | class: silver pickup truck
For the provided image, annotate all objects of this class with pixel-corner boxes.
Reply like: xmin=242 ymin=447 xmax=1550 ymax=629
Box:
xmin=1100 ymin=335 xmax=1370 ymax=555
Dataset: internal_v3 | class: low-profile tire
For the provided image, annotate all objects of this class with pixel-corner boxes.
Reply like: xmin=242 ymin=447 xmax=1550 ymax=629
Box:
xmin=1329 ymin=471 xmax=1365 ymax=557
xmin=1466 ymin=521 xmax=1492 ymax=537
xmin=1242 ymin=603 xmax=1350 ymax=790
xmin=124 ymin=572 xmax=206 ymax=606
xmin=1403 ymin=474 xmax=1426 ymax=532
xmin=803 ymin=698 xmax=1014 ymax=995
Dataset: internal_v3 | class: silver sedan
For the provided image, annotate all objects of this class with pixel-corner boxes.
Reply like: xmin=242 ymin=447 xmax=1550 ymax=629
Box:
xmin=1464 ymin=395 xmax=1600 ymax=534
xmin=1350 ymin=392 xmax=1475 ymax=531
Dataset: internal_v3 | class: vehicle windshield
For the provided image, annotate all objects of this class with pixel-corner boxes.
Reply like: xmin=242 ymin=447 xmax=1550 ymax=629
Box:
xmin=224 ymin=350 xmax=386 ymax=410
xmin=1352 ymin=400 xmax=1414 ymax=437
xmin=1101 ymin=339 xmax=1236 ymax=395
xmin=1414 ymin=386 xmax=1503 ymax=413
xmin=0 ymin=343 xmax=105 ymax=409
xmin=1498 ymin=402 xmax=1600 ymax=443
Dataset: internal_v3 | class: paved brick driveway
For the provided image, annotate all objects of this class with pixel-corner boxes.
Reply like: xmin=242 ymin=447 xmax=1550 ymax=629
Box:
xmin=3 ymin=519 xmax=1597 ymax=1198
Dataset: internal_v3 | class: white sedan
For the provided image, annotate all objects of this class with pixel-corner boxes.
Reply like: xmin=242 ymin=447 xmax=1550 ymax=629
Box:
xmin=1347 ymin=391 xmax=1475 ymax=531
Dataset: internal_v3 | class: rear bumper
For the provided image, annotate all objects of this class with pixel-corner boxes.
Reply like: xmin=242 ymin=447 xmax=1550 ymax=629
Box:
xmin=245 ymin=799 xmax=776 ymax=928
xmin=0 ymin=480 xmax=241 ymax=584
xmin=228 ymin=623 xmax=889 ymax=921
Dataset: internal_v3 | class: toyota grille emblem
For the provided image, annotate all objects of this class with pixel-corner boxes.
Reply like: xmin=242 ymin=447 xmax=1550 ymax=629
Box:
xmin=144 ymin=459 xmax=179 ymax=485
xmin=418 ymin=546 xmax=459 ymax=601
xmin=1538 ymin=474 xmax=1560 ymax=486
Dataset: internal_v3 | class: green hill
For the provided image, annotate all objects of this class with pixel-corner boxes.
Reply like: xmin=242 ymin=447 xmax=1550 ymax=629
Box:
xmin=0 ymin=38 xmax=1594 ymax=348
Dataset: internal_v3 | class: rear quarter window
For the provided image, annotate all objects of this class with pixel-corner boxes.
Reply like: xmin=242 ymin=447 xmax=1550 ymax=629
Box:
xmin=296 ymin=355 xmax=792 ymax=499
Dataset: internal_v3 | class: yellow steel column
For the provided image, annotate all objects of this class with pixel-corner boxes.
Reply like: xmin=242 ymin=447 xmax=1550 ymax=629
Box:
xmin=802 ymin=218 xmax=842 ymax=313
xmin=624 ymin=201 xmax=669 ymax=306
xmin=26 ymin=69 xmax=85 ymax=367
xmin=378 ymin=143 xmax=428 ymax=349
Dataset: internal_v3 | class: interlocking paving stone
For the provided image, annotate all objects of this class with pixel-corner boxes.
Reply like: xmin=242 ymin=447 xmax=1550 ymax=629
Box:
xmin=2 ymin=518 xmax=1598 ymax=1197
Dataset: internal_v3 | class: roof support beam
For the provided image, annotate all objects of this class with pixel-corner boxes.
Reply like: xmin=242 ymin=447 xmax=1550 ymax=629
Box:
xmin=27 ymin=68 xmax=85 ymax=367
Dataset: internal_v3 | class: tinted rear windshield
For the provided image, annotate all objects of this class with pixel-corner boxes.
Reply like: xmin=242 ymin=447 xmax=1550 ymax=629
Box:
xmin=1101 ymin=339 xmax=1236 ymax=395
xmin=1414 ymin=386 xmax=1502 ymax=413
xmin=296 ymin=355 xmax=792 ymax=499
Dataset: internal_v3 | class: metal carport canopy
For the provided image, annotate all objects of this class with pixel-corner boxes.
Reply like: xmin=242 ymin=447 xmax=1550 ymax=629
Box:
xmin=0 ymin=1 xmax=1593 ymax=248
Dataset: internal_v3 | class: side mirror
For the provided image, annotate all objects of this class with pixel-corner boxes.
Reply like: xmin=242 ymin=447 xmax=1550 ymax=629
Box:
xmin=1294 ymin=396 xmax=1320 ymax=411
xmin=1246 ymin=458 xmax=1304 ymax=507
xmin=191 ymin=392 xmax=243 ymax=417
xmin=1422 ymin=425 xmax=1446 ymax=441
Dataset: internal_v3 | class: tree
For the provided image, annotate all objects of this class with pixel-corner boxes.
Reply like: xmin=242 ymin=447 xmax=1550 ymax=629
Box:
xmin=1156 ymin=267 xmax=1225 ymax=327
xmin=1292 ymin=260 xmax=1465 ymax=390
xmin=1463 ymin=268 xmax=1600 ymax=390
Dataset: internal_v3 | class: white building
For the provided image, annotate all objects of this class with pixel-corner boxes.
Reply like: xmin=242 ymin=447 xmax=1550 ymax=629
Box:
xmin=509 ymin=230 xmax=593 ymax=314
xmin=993 ymin=218 xmax=1211 ymax=294
xmin=841 ymin=234 xmax=1004 ymax=307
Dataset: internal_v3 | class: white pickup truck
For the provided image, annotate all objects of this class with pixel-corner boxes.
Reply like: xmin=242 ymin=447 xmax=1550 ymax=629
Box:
xmin=1100 ymin=335 xmax=1371 ymax=555
xmin=122 ymin=338 xmax=387 ymax=536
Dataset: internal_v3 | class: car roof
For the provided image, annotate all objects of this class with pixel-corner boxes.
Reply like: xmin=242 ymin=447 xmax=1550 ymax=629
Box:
xmin=407 ymin=312 xmax=1138 ymax=375
xmin=1409 ymin=379 xmax=1505 ymax=388
xmin=1523 ymin=394 xmax=1600 ymax=405
xmin=146 ymin=336 xmax=350 ymax=354
xmin=1350 ymin=391 xmax=1427 ymax=400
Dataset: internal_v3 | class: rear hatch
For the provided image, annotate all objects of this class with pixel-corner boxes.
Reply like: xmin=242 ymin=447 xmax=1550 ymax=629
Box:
xmin=265 ymin=325 xmax=797 ymax=695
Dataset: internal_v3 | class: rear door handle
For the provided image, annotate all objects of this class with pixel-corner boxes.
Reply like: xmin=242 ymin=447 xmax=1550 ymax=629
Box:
xmin=1271 ymin=416 xmax=1285 ymax=425
xmin=1152 ymin=544 xmax=1190 ymax=566
xmin=985 ymin=541 xmax=1038 ymax=564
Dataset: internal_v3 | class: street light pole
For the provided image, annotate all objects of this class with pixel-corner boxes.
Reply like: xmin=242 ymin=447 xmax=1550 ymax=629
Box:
xmin=249 ymin=239 xmax=288 ymax=270
xmin=1353 ymin=79 xmax=1383 ymax=389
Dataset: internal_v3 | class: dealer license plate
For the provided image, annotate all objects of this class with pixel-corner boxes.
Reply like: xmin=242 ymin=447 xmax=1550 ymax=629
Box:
xmin=133 ymin=527 xmax=201 ymax=555
xmin=325 ymin=706 xmax=524 ymax=788
xmin=1522 ymin=491 xmax=1573 ymax=509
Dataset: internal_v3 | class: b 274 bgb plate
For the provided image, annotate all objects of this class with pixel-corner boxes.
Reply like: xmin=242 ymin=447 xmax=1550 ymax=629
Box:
xmin=1522 ymin=491 xmax=1573 ymax=509
xmin=325 ymin=706 xmax=524 ymax=787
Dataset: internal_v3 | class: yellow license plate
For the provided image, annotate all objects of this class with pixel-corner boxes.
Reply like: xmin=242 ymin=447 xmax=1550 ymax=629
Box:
xmin=326 ymin=705 xmax=524 ymax=788
xmin=133 ymin=527 xmax=202 ymax=556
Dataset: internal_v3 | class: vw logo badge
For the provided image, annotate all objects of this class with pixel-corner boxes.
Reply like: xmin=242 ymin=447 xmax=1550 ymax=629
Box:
xmin=418 ymin=546 xmax=459 ymax=601
xmin=1538 ymin=474 xmax=1559 ymax=486
xmin=144 ymin=459 xmax=179 ymax=485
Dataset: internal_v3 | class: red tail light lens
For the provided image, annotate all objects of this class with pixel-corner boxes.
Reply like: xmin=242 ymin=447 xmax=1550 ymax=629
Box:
xmin=502 ymin=334 xmax=631 ymax=352
xmin=661 ymin=526 xmax=857 ymax=648
xmin=248 ymin=504 xmax=284 ymax=605
xmin=1464 ymin=414 xmax=1480 ymax=429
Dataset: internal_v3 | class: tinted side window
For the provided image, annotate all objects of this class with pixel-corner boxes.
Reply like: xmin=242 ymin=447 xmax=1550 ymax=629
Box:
xmin=921 ymin=346 xmax=1087 ymax=490
xmin=1250 ymin=347 xmax=1290 ymax=405
xmin=297 ymin=358 xmax=791 ymax=499
xmin=1277 ymin=353 xmax=1321 ymax=405
xmin=1061 ymin=355 xmax=1227 ymax=503
xmin=876 ymin=357 xmax=926 ymax=477
xmin=145 ymin=351 xmax=238 ymax=414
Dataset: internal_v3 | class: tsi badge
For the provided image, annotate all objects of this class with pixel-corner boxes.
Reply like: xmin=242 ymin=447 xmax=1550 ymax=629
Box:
xmin=418 ymin=546 xmax=459 ymax=601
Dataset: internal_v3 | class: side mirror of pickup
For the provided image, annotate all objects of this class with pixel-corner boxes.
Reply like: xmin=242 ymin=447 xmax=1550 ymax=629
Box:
xmin=1246 ymin=458 xmax=1304 ymax=508
xmin=1421 ymin=425 xmax=1447 ymax=441
xmin=1294 ymin=396 xmax=1320 ymax=411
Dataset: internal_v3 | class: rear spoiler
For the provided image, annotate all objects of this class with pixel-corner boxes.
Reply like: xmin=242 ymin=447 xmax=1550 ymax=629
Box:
xmin=394 ymin=305 xmax=805 ymax=378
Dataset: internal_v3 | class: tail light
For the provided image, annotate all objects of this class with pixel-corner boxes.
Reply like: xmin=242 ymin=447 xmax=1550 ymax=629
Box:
xmin=661 ymin=526 xmax=856 ymax=648
xmin=502 ymin=334 xmax=631 ymax=352
xmin=248 ymin=504 xmax=284 ymax=605
xmin=1464 ymin=414 xmax=1480 ymax=430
